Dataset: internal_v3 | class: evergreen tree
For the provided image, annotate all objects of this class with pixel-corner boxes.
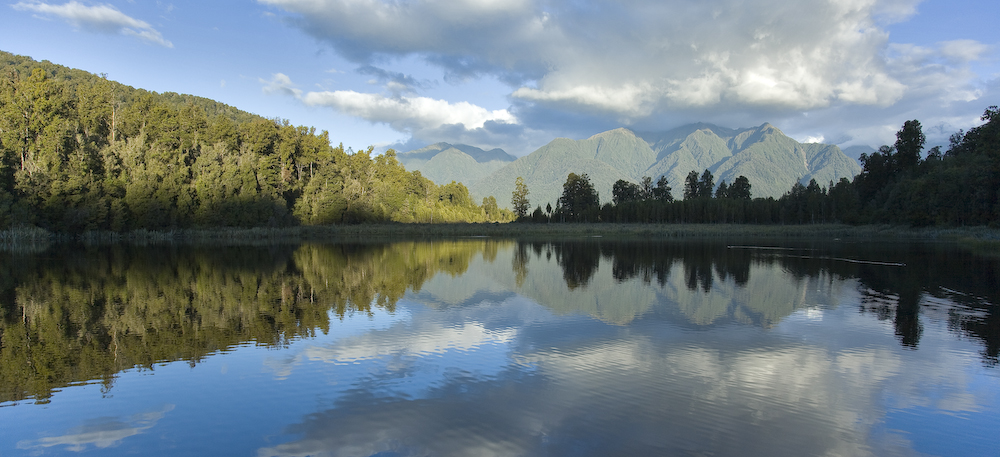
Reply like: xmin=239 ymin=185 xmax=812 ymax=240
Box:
xmin=512 ymin=176 xmax=530 ymax=218
xmin=729 ymin=176 xmax=752 ymax=200
xmin=558 ymin=173 xmax=600 ymax=221
xmin=683 ymin=170 xmax=700 ymax=200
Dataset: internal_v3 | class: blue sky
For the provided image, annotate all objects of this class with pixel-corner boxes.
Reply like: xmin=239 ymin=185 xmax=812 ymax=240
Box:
xmin=2 ymin=0 xmax=997 ymax=157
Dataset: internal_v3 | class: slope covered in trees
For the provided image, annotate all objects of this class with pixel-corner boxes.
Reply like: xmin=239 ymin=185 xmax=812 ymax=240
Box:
xmin=0 ymin=51 xmax=510 ymax=232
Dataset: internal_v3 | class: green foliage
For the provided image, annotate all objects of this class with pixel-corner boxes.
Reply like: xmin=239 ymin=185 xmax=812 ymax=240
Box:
xmin=512 ymin=176 xmax=530 ymax=218
xmin=0 ymin=51 xmax=497 ymax=231
xmin=558 ymin=173 xmax=600 ymax=221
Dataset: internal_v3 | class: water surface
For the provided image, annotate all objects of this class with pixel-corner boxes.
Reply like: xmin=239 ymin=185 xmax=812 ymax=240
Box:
xmin=0 ymin=239 xmax=997 ymax=456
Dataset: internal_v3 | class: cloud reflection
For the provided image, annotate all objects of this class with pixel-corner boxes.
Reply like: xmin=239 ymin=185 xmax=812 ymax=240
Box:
xmin=17 ymin=404 xmax=174 ymax=452
xmin=255 ymin=242 xmax=996 ymax=457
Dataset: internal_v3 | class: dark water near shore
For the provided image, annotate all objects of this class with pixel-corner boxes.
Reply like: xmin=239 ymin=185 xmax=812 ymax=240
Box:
xmin=0 ymin=239 xmax=998 ymax=456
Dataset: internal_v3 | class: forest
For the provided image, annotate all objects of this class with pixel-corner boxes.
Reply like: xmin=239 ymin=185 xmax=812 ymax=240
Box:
xmin=521 ymin=108 xmax=1000 ymax=226
xmin=2 ymin=50 xmax=998 ymax=232
xmin=0 ymin=51 xmax=512 ymax=232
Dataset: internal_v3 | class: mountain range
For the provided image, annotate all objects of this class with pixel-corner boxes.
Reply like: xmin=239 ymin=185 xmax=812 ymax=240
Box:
xmin=402 ymin=124 xmax=862 ymax=209
xmin=396 ymin=142 xmax=517 ymax=187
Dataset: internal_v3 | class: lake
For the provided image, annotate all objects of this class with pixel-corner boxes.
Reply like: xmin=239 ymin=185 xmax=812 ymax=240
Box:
xmin=1 ymin=238 xmax=998 ymax=456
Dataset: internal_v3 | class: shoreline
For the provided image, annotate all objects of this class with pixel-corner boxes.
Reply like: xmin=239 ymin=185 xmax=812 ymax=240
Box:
xmin=3 ymin=223 xmax=999 ymax=248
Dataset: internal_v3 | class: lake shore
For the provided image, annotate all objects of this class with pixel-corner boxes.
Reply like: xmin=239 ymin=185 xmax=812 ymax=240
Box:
xmin=3 ymin=223 xmax=1000 ymax=249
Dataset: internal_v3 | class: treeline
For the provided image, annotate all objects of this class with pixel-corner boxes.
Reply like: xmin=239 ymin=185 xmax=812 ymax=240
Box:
xmin=0 ymin=51 xmax=511 ymax=232
xmin=518 ymin=107 xmax=1000 ymax=226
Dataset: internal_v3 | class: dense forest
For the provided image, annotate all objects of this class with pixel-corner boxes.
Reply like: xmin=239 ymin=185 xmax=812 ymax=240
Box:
xmin=2 ymin=51 xmax=997 ymax=231
xmin=522 ymin=108 xmax=1000 ymax=226
xmin=0 ymin=51 xmax=512 ymax=232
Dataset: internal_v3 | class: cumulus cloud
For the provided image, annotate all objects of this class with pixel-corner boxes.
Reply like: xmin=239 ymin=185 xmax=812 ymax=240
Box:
xmin=262 ymin=72 xmax=539 ymax=152
xmin=356 ymin=65 xmax=433 ymax=94
xmin=260 ymin=0 xmax=994 ymax=152
xmin=12 ymin=1 xmax=173 ymax=47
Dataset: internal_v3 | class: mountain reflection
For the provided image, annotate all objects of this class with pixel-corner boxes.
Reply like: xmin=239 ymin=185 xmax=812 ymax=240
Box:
xmin=1 ymin=238 xmax=997 ymax=404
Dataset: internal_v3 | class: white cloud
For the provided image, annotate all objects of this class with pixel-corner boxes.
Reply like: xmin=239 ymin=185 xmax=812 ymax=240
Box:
xmin=304 ymin=90 xmax=516 ymax=132
xmin=260 ymin=73 xmax=302 ymax=98
xmin=261 ymin=0 xmax=994 ymax=151
xmin=264 ymin=73 xmax=515 ymax=135
xmin=12 ymin=1 xmax=173 ymax=47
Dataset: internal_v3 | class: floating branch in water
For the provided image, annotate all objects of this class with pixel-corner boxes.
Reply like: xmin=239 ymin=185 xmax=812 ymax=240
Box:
xmin=727 ymin=246 xmax=905 ymax=267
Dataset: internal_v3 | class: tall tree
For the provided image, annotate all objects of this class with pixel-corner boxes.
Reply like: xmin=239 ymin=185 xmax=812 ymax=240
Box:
xmin=612 ymin=179 xmax=640 ymax=205
xmin=683 ymin=170 xmax=700 ymax=200
xmin=729 ymin=176 xmax=752 ymax=200
xmin=894 ymin=119 xmax=925 ymax=172
xmin=653 ymin=176 xmax=673 ymax=202
xmin=698 ymin=170 xmax=715 ymax=198
xmin=511 ymin=176 xmax=530 ymax=218
xmin=558 ymin=173 xmax=599 ymax=221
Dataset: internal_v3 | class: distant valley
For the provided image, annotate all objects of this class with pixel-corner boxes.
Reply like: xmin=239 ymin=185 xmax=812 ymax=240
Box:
xmin=400 ymin=123 xmax=862 ymax=209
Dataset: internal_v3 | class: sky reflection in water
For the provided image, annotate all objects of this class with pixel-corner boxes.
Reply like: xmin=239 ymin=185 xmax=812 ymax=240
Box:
xmin=0 ymin=240 xmax=997 ymax=456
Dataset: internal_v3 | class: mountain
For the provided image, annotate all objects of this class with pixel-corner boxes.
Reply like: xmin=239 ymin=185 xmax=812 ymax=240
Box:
xmin=397 ymin=142 xmax=516 ymax=186
xmin=842 ymin=145 xmax=876 ymax=162
xmin=470 ymin=124 xmax=862 ymax=209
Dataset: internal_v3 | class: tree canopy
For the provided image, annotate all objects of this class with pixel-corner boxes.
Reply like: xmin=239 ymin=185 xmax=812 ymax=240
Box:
xmin=0 ymin=51 xmax=512 ymax=231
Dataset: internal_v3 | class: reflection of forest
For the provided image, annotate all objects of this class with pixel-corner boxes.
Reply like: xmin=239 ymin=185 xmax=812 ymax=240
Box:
xmin=0 ymin=241 xmax=503 ymax=404
xmin=504 ymin=241 xmax=845 ymax=327
xmin=521 ymin=240 xmax=998 ymax=363
xmin=2 ymin=239 xmax=996 ymax=404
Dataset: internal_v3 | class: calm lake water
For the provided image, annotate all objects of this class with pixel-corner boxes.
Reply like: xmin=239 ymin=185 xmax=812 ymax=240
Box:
xmin=1 ymin=238 xmax=998 ymax=456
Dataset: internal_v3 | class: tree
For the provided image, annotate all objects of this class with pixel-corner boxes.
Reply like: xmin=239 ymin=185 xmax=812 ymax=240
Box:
xmin=894 ymin=119 xmax=925 ymax=172
xmin=612 ymin=179 xmax=640 ymax=205
xmin=683 ymin=170 xmax=700 ymax=200
xmin=639 ymin=176 xmax=654 ymax=200
xmin=698 ymin=170 xmax=715 ymax=198
xmin=715 ymin=180 xmax=729 ymax=199
xmin=558 ymin=173 xmax=599 ymax=221
xmin=482 ymin=196 xmax=499 ymax=221
xmin=512 ymin=176 xmax=530 ymax=218
xmin=729 ymin=176 xmax=752 ymax=200
xmin=653 ymin=176 xmax=673 ymax=202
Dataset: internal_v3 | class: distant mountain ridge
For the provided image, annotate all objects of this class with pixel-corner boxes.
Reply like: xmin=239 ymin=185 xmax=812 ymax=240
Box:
xmin=396 ymin=142 xmax=516 ymax=186
xmin=464 ymin=123 xmax=861 ymax=209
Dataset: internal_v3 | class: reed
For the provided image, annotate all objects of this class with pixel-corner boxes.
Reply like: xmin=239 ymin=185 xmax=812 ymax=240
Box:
xmin=8 ymin=223 xmax=1000 ymax=248
xmin=0 ymin=225 xmax=53 ymax=253
xmin=70 ymin=223 xmax=1000 ymax=245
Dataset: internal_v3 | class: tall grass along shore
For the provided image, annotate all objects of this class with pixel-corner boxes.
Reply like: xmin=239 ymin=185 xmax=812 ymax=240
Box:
xmin=3 ymin=223 xmax=1000 ymax=250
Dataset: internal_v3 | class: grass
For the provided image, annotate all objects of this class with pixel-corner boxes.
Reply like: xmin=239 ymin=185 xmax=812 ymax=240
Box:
xmin=0 ymin=225 xmax=53 ymax=253
xmin=5 ymin=223 xmax=1000 ymax=248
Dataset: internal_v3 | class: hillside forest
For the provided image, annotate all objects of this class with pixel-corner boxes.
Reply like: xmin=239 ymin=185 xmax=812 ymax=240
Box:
xmin=1 ymin=50 xmax=998 ymax=231
xmin=0 ymin=51 xmax=512 ymax=232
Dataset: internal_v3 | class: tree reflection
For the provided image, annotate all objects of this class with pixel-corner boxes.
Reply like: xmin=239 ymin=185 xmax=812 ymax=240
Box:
xmin=1 ymin=238 xmax=997 ymax=405
xmin=0 ymin=240 xmax=497 ymax=404
xmin=540 ymin=239 xmax=998 ymax=361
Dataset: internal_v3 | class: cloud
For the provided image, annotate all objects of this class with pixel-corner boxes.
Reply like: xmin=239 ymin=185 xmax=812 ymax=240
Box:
xmin=356 ymin=65 xmax=433 ymax=94
xmin=303 ymin=90 xmax=516 ymax=132
xmin=261 ymin=0 xmax=994 ymax=152
xmin=12 ymin=1 xmax=173 ymax=47
xmin=263 ymin=72 xmax=539 ymax=152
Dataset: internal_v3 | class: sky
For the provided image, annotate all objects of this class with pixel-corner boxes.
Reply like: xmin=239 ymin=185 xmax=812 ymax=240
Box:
xmin=2 ymin=0 xmax=998 ymax=158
